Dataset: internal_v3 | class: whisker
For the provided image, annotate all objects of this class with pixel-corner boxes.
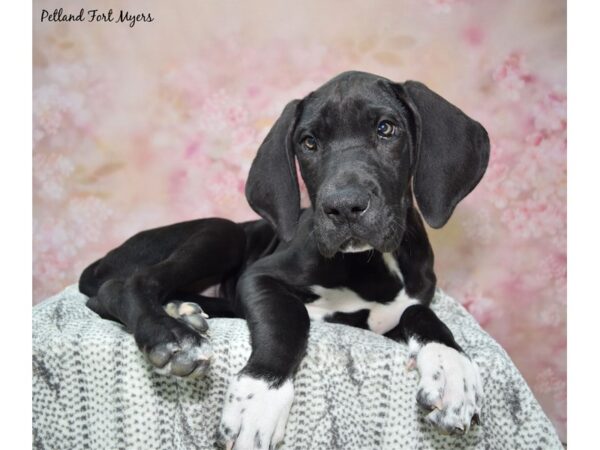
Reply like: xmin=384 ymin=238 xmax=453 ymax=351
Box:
xmin=366 ymin=248 xmax=375 ymax=263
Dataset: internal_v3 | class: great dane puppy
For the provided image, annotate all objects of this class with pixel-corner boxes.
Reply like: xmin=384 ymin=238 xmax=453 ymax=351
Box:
xmin=79 ymin=71 xmax=489 ymax=449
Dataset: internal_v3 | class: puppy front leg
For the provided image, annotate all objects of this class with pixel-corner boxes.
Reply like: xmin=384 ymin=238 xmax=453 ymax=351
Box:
xmin=386 ymin=304 xmax=484 ymax=434
xmin=219 ymin=273 xmax=310 ymax=450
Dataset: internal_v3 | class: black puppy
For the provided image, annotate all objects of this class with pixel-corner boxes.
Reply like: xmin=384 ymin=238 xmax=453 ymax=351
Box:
xmin=79 ymin=71 xmax=489 ymax=449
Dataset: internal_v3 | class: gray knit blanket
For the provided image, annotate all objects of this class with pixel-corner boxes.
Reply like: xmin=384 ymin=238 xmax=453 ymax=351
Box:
xmin=32 ymin=285 xmax=562 ymax=449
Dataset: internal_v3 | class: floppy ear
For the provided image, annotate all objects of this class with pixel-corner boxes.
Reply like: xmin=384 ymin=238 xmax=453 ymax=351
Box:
xmin=396 ymin=81 xmax=490 ymax=228
xmin=245 ymin=100 xmax=301 ymax=241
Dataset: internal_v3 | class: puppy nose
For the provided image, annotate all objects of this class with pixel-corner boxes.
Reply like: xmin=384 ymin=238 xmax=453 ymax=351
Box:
xmin=322 ymin=189 xmax=370 ymax=223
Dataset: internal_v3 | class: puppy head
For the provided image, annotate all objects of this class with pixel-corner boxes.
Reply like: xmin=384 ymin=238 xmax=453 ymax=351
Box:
xmin=245 ymin=71 xmax=490 ymax=257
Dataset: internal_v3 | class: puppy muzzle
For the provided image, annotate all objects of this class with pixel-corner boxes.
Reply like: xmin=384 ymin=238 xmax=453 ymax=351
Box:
xmin=313 ymin=191 xmax=404 ymax=257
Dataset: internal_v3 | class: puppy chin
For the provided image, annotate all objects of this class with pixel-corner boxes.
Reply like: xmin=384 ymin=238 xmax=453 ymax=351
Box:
xmin=313 ymin=218 xmax=405 ymax=257
xmin=339 ymin=238 xmax=373 ymax=254
xmin=316 ymin=236 xmax=375 ymax=257
xmin=316 ymin=236 xmax=400 ymax=258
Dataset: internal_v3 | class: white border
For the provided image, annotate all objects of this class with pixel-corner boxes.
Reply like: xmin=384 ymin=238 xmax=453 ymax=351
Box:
xmin=568 ymin=0 xmax=599 ymax=446
xmin=1 ymin=1 xmax=32 ymax=447
xmin=5 ymin=0 xmax=587 ymax=445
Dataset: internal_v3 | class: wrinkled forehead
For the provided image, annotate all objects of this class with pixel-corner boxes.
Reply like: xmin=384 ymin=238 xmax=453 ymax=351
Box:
xmin=297 ymin=76 xmax=405 ymax=135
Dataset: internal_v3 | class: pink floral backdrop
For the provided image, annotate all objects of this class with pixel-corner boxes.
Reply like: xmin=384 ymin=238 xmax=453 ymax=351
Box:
xmin=33 ymin=0 xmax=566 ymax=441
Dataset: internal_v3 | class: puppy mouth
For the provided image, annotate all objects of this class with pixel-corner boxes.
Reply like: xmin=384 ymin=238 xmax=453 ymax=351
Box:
xmin=313 ymin=204 xmax=406 ymax=257
xmin=316 ymin=233 xmax=376 ymax=258
xmin=314 ymin=223 xmax=404 ymax=258
xmin=339 ymin=238 xmax=373 ymax=253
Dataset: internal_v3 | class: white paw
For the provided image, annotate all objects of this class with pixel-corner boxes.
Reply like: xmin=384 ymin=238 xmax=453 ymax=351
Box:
xmin=218 ymin=374 xmax=294 ymax=450
xmin=408 ymin=339 xmax=483 ymax=434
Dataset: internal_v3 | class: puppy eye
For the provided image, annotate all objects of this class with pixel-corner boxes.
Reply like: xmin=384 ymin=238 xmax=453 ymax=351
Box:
xmin=302 ymin=136 xmax=317 ymax=151
xmin=376 ymin=120 xmax=396 ymax=138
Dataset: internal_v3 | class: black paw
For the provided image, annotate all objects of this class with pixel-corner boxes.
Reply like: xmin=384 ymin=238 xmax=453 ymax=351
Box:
xmin=135 ymin=314 xmax=213 ymax=378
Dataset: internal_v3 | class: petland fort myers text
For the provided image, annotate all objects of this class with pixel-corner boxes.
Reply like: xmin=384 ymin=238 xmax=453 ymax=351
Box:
xmin=40 ymin=8 xmax=154 ymax=28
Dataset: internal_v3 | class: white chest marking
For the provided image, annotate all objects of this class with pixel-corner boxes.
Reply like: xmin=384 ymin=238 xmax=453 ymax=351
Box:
xmin=305 ymin=252 xmax=417 ymax=335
